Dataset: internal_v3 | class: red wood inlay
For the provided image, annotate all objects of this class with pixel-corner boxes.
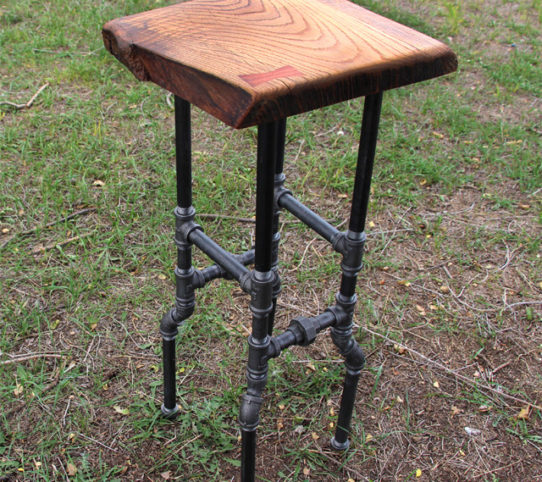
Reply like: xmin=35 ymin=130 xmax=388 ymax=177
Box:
xmin=240 ymin=66 xmax=304 ymax=87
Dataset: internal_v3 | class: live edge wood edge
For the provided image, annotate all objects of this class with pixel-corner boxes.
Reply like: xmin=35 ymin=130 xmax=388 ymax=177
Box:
xmin=102 ymin=1 xmax=457 ymax=129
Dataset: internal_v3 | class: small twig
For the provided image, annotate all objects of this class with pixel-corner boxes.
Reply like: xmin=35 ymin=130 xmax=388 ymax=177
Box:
xmin=76 ymin=432 xmax=118 ymax=452
xmin=503 ymin=301 xmax=542 ymax=310
xmin=32 ymin=232 xmax=95 ymax=254
xmin=367 ymin=228 xmax=415 ymax=237
xmin=292 ymin=237 xmax=317 ymax=271
xmin=475 ymin=459 xmax=524 ymax=478
xmin=56 ymin=456 xmax=70 ymax=482
xmin=0 ymin=353 xmax=63 ymax=365
xmin=0 ymin=83 xmax=49 ymax=110
xmin=62 ymin=398 xmax=71 ymax=427
xmin=362 ymin=326 xmax=542 ymax=411
xmin=197 ymin=213 xmax=255 ymax=223
xmin=166 ymin=92 xmax=174 ymax=109
xmin=293 ymin=138 xmax=305 ymax=163
xmin=492 ymin=360 xmax=512 ymax=375
xmin=0 ymin=207 xmax=96 ymax=249
xmin=23 ymin=208 xmax=96 ymax=235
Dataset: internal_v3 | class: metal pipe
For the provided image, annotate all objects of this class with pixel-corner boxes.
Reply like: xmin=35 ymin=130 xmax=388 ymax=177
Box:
xmin=331 ymin=371 xmax=360 ymax=450
xmin=268 ymin=118 xmax=286 ymax=335
xmin=348 ymin=93 xmax=382 ymax=233
xmin=267 ymin=308 xmax=344 ymax=358
xmin=255 ymin=122 xmax=278 ymax=272
xmin=278 ymin=193 xmax=342 ymax=248
xmin=189 ymin=229 xmax=250 ymax=283
xmin=241 ymin=430 xmax=256 ymax=482
xmin=175 ymin=96 xmax=192 ymax=209
xmin=196 ymin=249 xmax=255 ymax=286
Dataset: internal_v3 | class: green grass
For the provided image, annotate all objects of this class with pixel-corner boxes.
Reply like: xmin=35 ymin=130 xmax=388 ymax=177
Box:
xmin=1 ymin=0 xmax=541 ymax=479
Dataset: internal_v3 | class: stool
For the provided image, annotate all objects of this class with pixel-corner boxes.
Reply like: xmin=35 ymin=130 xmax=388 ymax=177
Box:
xmin=103 ymin=1 xmax=456 ymax=479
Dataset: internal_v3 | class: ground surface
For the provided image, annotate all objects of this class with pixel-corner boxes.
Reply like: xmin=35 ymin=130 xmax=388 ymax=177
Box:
xmin=0 ymin=0 xmax=541 ymax=480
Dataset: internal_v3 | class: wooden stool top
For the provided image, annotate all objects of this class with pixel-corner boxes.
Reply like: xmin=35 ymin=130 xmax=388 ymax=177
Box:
xmin=103 ymin=0 xmax=457 ymax=128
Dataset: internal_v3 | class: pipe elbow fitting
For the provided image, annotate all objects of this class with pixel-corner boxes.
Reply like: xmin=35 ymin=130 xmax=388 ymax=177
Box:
xmin=174 ymin=302 xmax=195 ymax=322
xmin=345 ymin=342 xmax=366 ymax=371
xmin=331 ymin=330 xmax=366 ymax=371
xmin=239 ymin=393 xmax=263 ymax=431
xmin=160 ymin=309 xmax=180 ymax=340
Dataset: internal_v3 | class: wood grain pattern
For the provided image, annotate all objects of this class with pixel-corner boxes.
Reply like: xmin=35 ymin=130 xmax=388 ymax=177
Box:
xmin=103 ymin=0 xmax=457 ymax=128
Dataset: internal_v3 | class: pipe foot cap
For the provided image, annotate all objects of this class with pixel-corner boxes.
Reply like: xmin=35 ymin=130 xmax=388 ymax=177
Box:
xmin=330 ymin=436 xmax=350 ymax=451
xmin=161 ymin=403 xmax=180 ymax=419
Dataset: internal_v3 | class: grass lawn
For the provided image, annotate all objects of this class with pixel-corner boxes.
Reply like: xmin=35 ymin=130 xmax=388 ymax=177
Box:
xmin=1 ymin=0 xmax=541 ymax=480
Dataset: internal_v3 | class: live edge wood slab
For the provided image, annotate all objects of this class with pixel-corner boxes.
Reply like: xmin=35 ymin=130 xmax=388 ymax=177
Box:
xmin=103 ymin=0 xmax=457 ymax=128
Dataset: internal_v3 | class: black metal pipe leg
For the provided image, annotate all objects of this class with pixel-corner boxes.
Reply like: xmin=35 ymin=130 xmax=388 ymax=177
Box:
xmin=331 ymin=370 xmax=360 ymax=449
xmin=161 ymin=97 xmax=195 ymax=418
xmin=268 ymin=118 xmax=286 ymax=336
xmin=331 ymin=93 xmax=382 ymax=449
xmin=239 ymin=121 xmax=281 ymax=481
xmin=161 ymin=314 xmax=180 ymax=417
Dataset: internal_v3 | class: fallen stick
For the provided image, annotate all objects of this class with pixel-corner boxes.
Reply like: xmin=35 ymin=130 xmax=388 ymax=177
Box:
xmin=21 ymin=207 xmax=96 ymax=236
xmin=0 ymin=353 xmax=63 ymax=365
xmin=32 ymin=232 xmax=94 ymax=254
xmin=0 ymin=83 xmax=49 ymax=110
xmin=197 ymin=213 xmax=255 ymax=223
xmin=0 ymin=207 xmax=96 ymax=250
xmin=362 ymin=326 xmax=542 ymax=411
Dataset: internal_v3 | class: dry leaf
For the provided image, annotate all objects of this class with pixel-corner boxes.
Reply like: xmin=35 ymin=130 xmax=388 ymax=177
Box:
xmin=311 ymin=432 xmax=319 ymax=440
xmin=451 ymin=406 xmax=461 ymax=416
xmin=415 ymin=305 xmax=426 ymax=315
xmin=439 ymin=285 xmax=450 ymax=293
xmin=278 ymin=404 xmax=285 ymax=410
xmin=433 ymin=380 xmax=440 ymax=388
xmin=307 ymin=362 xmax=316 ymax=371
xmin=517 ymin=406 xmax=530 ymax=420
xmin=66 ymin=462 xmax=77 ymax=476
xmin=393 ymin=344 xmax=406 ymax=354
xmin=113 ymin=405 xmax=130 ymax=416
xmin=365 ymin=433 xmax=373 ymax=442
xmin=519 ymin=203 xmax=530 ymax=210
xmin=92 ymin=180 xmax=105 ymax=187
xmin=478 ymin=405 xmax=491 ymax=412
xmin=13 ymin=384 xmax=23 ymax=396
xmin=303 ymin=467 xmax=310 ymax=476
xmin=464 ymin=427 xmax=481 ymax=436
xmin=161 ymin=471 xmax=171 ymax=480
xmin=368 ymin=221 xmax=376 ymax=229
